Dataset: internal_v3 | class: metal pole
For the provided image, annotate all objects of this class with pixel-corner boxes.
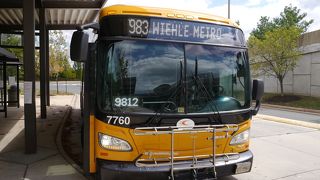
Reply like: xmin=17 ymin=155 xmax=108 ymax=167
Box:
xmin=23 ymin=0 xmax=37 ymax=154
xmin=46 ymin=29 xmax=50 ymax=106
xmin=17 ymin=65 xmax=20 ymax=108
xmin=40 ymin=7 xmax=47 ymax=119
xmin=228 ymin=0 xmax=230 ymax=19
xmin=3 ymin=62 xmax=6 ymax=118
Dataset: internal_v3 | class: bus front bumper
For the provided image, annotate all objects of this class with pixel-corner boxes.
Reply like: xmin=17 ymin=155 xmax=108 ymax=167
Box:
xmin=97 ymin=150 xmax=253 ymax=179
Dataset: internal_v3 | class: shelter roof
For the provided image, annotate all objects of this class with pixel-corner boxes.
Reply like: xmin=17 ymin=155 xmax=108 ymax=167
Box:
xmin=0 ymin=47 xmax=19 ymax=61
xmin=0 ymin=0 xmax=107 ymax=30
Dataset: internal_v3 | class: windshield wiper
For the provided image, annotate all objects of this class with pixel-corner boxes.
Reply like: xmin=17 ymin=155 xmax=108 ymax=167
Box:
xmin=145 ymin=61 xmax=184 ymax=126
xmin=192 ymin=57 xmax=222 ymax=124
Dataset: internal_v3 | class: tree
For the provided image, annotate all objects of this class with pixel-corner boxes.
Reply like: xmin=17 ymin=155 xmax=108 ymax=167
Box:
xmin=1 ymin=34 xmax=24 ymax=79
xmin=248 ymin=5 xmax=313 ymax=96
xmin=49 ymin=30 xmax=68 ymax=94
xmin=73 ymin=62 xmax=82 ymax=80
xmin=274 ymin=5 xmax=313 ymax=32
xmin=249 ymin=27 xmax=302 ymax=96
xmin=251 ymin=5 xmax=313 ymax=40
xmin=251 ymin=16 xmax=276 ymax=40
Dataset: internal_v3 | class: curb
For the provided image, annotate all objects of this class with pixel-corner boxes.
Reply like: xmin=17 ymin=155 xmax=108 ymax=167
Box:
xmin=256 ymin=114 xmax=320 ymax=130
xmin=55 ymin=95 xmax=85 ymax=176
xmin=262 ymin=104 xmax=320 ymax=115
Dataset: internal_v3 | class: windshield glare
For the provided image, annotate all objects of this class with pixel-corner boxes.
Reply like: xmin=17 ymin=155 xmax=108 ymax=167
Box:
xmin=97 ymin=40 xmax=250 ymax=114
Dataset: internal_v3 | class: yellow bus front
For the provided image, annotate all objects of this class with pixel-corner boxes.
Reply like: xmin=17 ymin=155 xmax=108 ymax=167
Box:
xmin=90 ymin=5 xmax=255 ymax=180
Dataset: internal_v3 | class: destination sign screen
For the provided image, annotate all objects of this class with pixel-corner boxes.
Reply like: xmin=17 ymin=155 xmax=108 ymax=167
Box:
xmin=100 ymin=15 xmax=245 ymax=46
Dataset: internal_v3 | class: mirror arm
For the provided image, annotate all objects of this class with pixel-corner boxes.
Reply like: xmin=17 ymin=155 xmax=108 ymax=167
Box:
xmin=252 ymin=100 xmax=261 ymax=115
xmin=77 ymin=22 xmax=100 ymax=31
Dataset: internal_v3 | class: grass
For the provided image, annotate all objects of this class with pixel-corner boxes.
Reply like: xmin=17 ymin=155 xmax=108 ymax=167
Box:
xmin=262 ymin=93 xmax=320 ymax=110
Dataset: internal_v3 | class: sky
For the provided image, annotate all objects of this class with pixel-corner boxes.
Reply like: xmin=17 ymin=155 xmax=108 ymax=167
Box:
xmin=63 ymin=0 xmax=319 ymax=50
xmin=104 ymin=0 xmax=320 ymax=39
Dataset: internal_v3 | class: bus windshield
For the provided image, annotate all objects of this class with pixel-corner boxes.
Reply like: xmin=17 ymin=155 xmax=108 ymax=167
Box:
xmin=97 ymin=40 xmax=250 ymax=114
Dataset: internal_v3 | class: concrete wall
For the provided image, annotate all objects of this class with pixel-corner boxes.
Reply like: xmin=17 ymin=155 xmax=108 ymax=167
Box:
xmin=259 ymin=30 xmax=320 ymax=97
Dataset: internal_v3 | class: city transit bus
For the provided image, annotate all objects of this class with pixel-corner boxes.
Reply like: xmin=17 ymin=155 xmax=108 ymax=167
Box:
xmin=70 ymin=4 xmax=264 ymax=180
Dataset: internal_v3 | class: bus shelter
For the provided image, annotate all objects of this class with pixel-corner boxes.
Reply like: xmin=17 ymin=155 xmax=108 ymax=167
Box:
xmin=0 ymin=0 xmax=107 ymax=157
xmin=0 ymin=47 xmax=21 ymax=117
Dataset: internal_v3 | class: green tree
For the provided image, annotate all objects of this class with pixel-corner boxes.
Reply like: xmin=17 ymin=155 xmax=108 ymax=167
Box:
xmin=251 ymin=5 xmax=313 ymax=40
xmin=49 ymin=30 xmax=68 ymax=94
xmin=251 ymin=16 xmax=275 ymax=40
xmin=274 ymin=5 xmax=313 ymax=32
xmin=73 ymin=62 xmax=82 ymax=80
xmin=248 ymin=5 xmax=313 ymax=96
xmin=249 ymin=27 xmax=302 ymax=96
xmin=1 ymin=34 xmax=24 ymax=79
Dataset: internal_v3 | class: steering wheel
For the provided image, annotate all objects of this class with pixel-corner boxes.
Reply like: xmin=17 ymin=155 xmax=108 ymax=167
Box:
xmin=217 ymin=85 xmax=224 ymax=95
xmin=163 ymin=101 xmax=177 ymax=113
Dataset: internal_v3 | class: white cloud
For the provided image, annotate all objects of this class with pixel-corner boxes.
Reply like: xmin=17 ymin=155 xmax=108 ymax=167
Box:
xmin=246 ymin=0 xmax=264 ymax=6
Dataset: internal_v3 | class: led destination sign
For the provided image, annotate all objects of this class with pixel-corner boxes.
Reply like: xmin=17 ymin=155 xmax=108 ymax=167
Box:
xmin=128 ymin=18 xmax=223 ymax=40
xmin=100 ymin=16 xmax=245 ymax=46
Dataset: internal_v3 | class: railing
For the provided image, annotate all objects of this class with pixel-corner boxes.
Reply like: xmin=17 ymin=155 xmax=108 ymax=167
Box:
xmin=133 ymin=124 xmax=239 ymax=179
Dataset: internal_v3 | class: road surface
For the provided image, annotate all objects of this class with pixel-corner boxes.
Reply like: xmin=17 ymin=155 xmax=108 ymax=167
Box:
xmin=223 ymin=117 xmax=320 ymax=180
xmin=260 ymin=107 xmax=320 ymax=124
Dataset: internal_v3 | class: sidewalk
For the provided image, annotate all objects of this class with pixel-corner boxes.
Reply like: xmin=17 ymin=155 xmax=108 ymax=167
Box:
xmin=257 ymin=106 xmax=320 ymax=130
xmin=0 ymin=95 xmax=85 ymax=180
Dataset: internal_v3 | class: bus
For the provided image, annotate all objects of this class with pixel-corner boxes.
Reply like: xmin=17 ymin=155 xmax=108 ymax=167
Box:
xmin=70 ymin=4 xmax=264 ymax=180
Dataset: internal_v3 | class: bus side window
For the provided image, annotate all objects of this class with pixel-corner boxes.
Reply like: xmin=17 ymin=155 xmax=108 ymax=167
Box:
xmin=236 ymin=52 xmax=246 ymax=78
xmin=104 ymin=44 xmax=114 ymax=108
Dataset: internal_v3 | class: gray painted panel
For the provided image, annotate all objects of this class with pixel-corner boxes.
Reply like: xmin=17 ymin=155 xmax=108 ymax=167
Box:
xmin=311 ymin=51 xmax=320 ymax=63
xmin=264 ymin=76 xmax=278 ymax=93
xmin=283 ymin=70 xmax=293 ymax=84
xmin=311 ymin=64 xmax=320 ymax=86
xmin=311 ymin=86 xmax=320 ymax=97
xmin=284 ymin=84 xmax=293 ymax=93
xmin=294 ymin=55 xmax=311 ymax=74
xmin=293 ymin=75 xmax=311 ymax=95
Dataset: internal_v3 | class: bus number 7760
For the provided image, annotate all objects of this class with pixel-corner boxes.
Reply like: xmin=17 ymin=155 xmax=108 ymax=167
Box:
xmin=106 ymin=116 xmax=131 ymax=125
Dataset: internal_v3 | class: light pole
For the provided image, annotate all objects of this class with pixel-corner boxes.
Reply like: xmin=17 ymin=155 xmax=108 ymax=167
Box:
xmin=228 ymin=0 xmax=230 ymax=19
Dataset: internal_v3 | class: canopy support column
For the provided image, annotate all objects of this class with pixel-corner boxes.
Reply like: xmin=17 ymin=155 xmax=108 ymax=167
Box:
xmin=40 ymin=7 xmax=47 ymax=118
xmin=46 ymin=29 xmax=50 ymax=106
xmin=23 ymin=0 xmax=37 ymax=154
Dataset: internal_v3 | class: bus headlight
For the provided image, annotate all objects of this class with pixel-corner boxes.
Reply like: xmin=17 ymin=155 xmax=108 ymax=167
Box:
xmin=98 ymin=133 xmax=132 ymax=151
xmin=230 ymin=129 xmax=250 ymax=145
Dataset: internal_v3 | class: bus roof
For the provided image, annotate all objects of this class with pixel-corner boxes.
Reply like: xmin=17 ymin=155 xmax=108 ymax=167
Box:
xmin=100 ymin=5 xmax=239 ymax=28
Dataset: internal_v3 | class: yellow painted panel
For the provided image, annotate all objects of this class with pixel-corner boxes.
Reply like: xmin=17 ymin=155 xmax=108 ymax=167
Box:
xmin=94 ymin=117 xmax=251 ymax=163
xmin=89 ymin=115 xmax=96 ymax=173
xmin=100 ymin=5 xmax=239 ymax=28
xmin=95 ymin=119 xmax=140 ymax=161
xmin=224 ymin=120 xmax=251 ymax=153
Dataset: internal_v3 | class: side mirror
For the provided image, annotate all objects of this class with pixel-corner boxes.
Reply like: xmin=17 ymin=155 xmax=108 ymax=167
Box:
xmin=252 ymin=79 xmax=264 ymax=115
xmin=70 ymin=30 xmax=89 ymax=62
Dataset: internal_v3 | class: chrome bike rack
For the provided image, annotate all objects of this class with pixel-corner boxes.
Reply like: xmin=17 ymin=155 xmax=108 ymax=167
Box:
xmin=133 ymin=124 xmax=239 ymax=180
